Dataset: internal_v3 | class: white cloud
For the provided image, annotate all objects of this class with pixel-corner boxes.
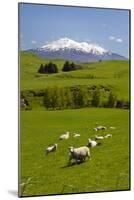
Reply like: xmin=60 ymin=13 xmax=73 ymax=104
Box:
xmin=116 ymin=38 xmax=123 ymax=43
xmin=109 ymin=36 xmax=123 ymax=43
xmin=109 ymin=36 xmax=115 ymax=40
xmin=31 ymin=40 xmax=37 ymax=44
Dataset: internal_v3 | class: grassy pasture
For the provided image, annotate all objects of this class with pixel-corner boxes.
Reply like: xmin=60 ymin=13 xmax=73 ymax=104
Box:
xmin=20 ymin=52 xmax=129 ymax=100
xmin=20 ymin=52 xmax=130 ymax=196
xmin=20 ymin=108 xmax=130 ymax=196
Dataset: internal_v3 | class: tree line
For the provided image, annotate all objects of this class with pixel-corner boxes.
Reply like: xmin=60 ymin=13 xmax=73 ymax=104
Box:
xmin=38 ymin=62 xmax=58 ymax=74
xmin=62 ymin=61 xmax=81 ymax=71
xmin=38 ymin=61 xmax=81 ymax=74
xmin=43 ymin=86 xmax=120 ymax=110
xmin=21 ymin=86 xmax=129 ymax=110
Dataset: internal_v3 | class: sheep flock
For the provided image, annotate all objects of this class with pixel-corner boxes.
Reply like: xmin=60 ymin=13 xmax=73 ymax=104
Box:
xmin=45 ymin=125 xmax=116 ymax=165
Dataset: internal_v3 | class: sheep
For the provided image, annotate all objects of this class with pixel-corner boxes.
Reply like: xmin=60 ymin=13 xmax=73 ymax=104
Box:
xmin=59 ymin=131 xmax=70 ymax=140
xmin=87 ymin=138 xmax=97 ymax=147
xmin=93 ymin=126 xmax=107 ymax=131
xmin=21 ymin=99 xmax=27 ymax=109
xmin=109 ymin=127 xmax=116 ymax=130
xmin=93 ymin=128 xmax=98 ymax=131
xmin=69 ymin=146 xmax=91 ymax=163
xmin=73 ymin=133 xmax=80 ymax=137
xmin=104 ymin=134 xmax=112 ymax=138
xmin=99 ymin=126 xmax=107 ymax=130
xmin=45 ymin=143 xmax=57 ymax=155
xmin=95 ymin=135 xmax=104 ymax=140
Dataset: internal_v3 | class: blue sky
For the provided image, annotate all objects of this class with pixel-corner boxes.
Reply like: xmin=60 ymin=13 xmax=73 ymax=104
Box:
xmin=19 ymin=3 xmax=130 ymax=58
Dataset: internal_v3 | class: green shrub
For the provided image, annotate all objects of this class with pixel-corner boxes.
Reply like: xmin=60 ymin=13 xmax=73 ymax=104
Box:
xmin=91 ymin=88 xmax=100 ymax=107
xmin=116 ymin=100 xmax=130 ymax=109
xmin=107 ymin=91 xmax=117 ymax=108
xmin=21 ymin=86 xmax=129 ymax=110
xmin=71 ymin=87 xmax=85 ymax=108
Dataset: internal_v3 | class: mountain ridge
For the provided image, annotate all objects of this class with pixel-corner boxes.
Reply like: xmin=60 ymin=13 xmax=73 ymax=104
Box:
xmin=26 ymin=37 xmax=127 ymax=63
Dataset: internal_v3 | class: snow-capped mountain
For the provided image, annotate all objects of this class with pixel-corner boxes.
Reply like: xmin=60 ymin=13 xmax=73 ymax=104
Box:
xmin=26 ymin=37 xmax=127 ymax=62
xmin=41 ymin=38 xmax=107 ymax=55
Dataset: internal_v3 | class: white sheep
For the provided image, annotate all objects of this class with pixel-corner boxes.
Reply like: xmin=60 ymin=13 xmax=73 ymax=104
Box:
xmin=45 ymin=143 xmax=57 ymax=155
xmin=93 ymin=128 xmax=98 ymax=131
xmin=95 ymin=135 xmax=104 ymax=140
xmin=21 ymin=99 xmax=27 ymax=109
xmin=109 ymin=127 xmax=116 ymax=130
xmin=69 ymin=146 xmax=91 ymax=163
xmin=87 ymin=138 xmax=97 ymax=147
xmin=93 ymin=126 xmax=107 ymax=131
xmin=59 ymin=131 xmax=70 ymax=140
xmin=104 ymin=134 xmax=112 ymax=138
xmin=73 ymin=133 xmax=80 ymax=137
xmin=99 ymin=126 xmax=107 ymax=130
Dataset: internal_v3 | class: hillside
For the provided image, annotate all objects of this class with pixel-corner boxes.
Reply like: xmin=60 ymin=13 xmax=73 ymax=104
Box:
xmin=20 ymin=52 xmax=129 ymax=101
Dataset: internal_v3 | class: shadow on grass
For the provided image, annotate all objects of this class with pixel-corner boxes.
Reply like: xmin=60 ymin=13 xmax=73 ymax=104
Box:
xmin=61 ymin=161 xmax=86 ymax=168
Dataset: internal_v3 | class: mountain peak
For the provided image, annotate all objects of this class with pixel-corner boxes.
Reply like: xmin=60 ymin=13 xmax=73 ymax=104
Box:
xmin=41 ymin=37 xmax=108 ymax=55
xmin=57 ymin=37 xmax=74 ymax=42
xmin=27 ymin=37 xmax=127 ymax=63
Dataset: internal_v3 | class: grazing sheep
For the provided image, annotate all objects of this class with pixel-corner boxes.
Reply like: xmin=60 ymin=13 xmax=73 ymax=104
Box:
xmin=69 ymin=146 xmax=91 ymax=163
xmin=109 ymin=127 xmax=116 ymax=130
xmin=95 ymin=135 xmax=104 ymax=140
xmin=73 ymin=133 xmax=80 ymax=137
xmin=87 ymin=138 xmax=97 ymax=147
xmin=59 ymin=131 xmax=70 ymax=140
xmin=93 ymin=126 xmax=107 ymax=131
xmin=21 ymin=99 xmax=27 ymax=109
xmin=93 ymin=128 xmax=98 ymax=131
xmin=95 ymin=123 xmax=99 ymax=125
xmin=104 ymin=134 xmax=112 ymax=138
xmin=45 ymin=143 xmax=57 ymax=155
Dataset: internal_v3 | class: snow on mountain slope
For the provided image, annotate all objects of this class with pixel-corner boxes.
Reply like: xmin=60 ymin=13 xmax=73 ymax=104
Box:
xmin=26 ymin=37 xmax=127 ymax=62
xmin=40 ymin=37 xmax=107 ymax=55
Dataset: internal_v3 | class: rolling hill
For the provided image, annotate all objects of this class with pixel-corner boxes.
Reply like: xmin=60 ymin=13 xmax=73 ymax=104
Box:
xmin=20 ymin=52 xmax=129 ymax=101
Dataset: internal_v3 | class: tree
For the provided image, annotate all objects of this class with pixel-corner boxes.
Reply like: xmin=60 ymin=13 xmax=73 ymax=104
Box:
xmin=49 ymin=63 xmax=58 ymax=73
xmin=38 ymin=64 xmax=44 ymax=73
xmin=44 ymin=64 xmax=49 ymax=73
xmin=62 ymin=61 xmax=70 ymax=71
xmin=44 ymin=87 xmax=61 ymax=110
xmin=62 ymin=61 xmax=80 ymax=71
xmin=70 ymin=62 xmax=76 ymax=70
xmin=38 ymin=62 xmax=58 ymax=74
xmin=64 ymin=88 xmax=73 ymax=108
xmin=50 ymin=87 xmax=60 ymax=109
xmin=43 ymin=87 xmax=51 ymax=109
xmin=71 ymin=87 xmax=85 ymax=108
xmin=107 ymin=91 xmax=117 ymax=108
xmin=92 ymin=88 xmax=100 ymax=107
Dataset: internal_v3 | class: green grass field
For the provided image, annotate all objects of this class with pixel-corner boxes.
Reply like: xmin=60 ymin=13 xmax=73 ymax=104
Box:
xmin=20 ymin=52 xmax=129 ymax=100
xmin=20 ymin=108 xmax=130 ymax=196
xmin=20 ymin=52 xmax=130 ymax=196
